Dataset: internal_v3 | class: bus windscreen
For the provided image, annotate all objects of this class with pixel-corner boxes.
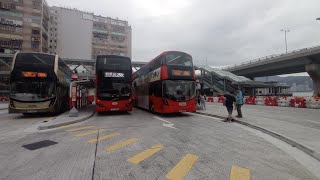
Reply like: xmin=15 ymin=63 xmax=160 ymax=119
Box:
xmin=165 ymin=52 xmax=193 ymax=67
xmin=14 ymin=53 xmax=55 ymax=69
xmin=163 ymin=80 xmax=196 ymax=102
xmin=96 ymin=57 xmax=131 ymax=70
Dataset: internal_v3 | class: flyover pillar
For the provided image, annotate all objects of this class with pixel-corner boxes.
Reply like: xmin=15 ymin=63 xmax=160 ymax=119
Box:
xmin=306 ymin=64 xmax=320 ymax=96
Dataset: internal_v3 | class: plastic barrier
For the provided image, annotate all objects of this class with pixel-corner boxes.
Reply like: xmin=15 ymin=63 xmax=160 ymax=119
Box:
xmin=245 ymin=96 xmax=256 ymax=105
xmin=277 ymin=97 xmax=291 ymax=107
xmin=305 ymin=97 xmax=320 ymax=109
xmin=205 ymin=96 xmax=319 ymax=109
xmin=265 ymin=97 xmax=278 ymax=106
xmin=207 ymin=97 xmax=214 ymax=102
xmin=218 ymin=96 xmax=225 ymax=103
xmin=255 ymin=96 xmax=265 ymax=105
xmin=290 ymin=97 xmax=306 ymax=108
xmin=213 ymin=97 xmax=219 ymax=103
xmin=0 ymin=96 xmax=9 ymax=101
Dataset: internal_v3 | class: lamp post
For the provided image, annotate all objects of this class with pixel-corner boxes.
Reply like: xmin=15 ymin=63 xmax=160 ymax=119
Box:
xmin=281 ymin=29 xmax=290 ymax=53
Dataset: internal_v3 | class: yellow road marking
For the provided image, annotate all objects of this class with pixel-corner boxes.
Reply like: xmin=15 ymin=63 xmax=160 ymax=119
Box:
xmin=166 ymin=153 xmax=199 ymax=180
xmin=105 ymin=138 xmax=139 ymax=152
xmin=65 ymin=126 xmax=95 ymax=132
xmin=229 ymin=165 xmax=250 ymax=180
xmin=74 ymin=129 xmax=106 ymax=137
xmin=128 ymin=144 xmax=163 ymax=164
xmin=87 ymin=133 xmax=120 ymax=143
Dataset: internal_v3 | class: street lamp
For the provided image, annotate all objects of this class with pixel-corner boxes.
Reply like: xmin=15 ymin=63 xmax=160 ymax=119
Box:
xmin=281 ymin=29 xmax=290 ymax=53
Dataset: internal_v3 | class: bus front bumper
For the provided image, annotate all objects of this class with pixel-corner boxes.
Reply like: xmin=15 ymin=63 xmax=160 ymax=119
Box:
xmin=9 ymin=106 xmax=55 ymax=114
xmin=161 ymin=104 xmax=197 ymax=114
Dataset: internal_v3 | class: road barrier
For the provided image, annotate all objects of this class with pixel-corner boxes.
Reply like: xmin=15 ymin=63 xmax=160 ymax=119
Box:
xmin=0 ymin=96 xmax=8 ymax=101
xmin=306 ymin=97 xmax=320 ymax=109
xmin=206 ymin=96 xmax=320 ymax=109
xmin=290 ymin=97 xmax=306 ymax=108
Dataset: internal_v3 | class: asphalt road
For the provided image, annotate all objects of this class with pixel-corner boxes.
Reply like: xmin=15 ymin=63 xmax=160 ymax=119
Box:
xmin=0 ymin=108 xmax=318 ymax=180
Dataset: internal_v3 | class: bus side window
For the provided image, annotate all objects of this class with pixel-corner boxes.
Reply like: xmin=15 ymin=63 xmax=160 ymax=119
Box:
xmin=155 ymin=81 xmax=162 ymax=97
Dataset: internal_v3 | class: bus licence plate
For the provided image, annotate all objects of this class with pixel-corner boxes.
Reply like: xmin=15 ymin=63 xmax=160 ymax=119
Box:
xmin=27 ymin=110 xmax=37 ymax=113
xmin=111 ymin=108 xmax=119 ymax=111
xmin=179 ymin=102 xmax=186 ymax=106
xmin=179 ymin=110 xmax=186 ymax=112
xmin=112 ymin=102 xmax=118 ymax=105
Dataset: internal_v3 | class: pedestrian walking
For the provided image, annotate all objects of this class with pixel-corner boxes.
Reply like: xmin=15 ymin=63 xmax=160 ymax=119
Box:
xmin=223 ymin=92 xmax=236 ymax=122
xmin=200 ymin=93 xmax=206 ymax=110
xmin=235 ymin=88 xmax=244 ymax=118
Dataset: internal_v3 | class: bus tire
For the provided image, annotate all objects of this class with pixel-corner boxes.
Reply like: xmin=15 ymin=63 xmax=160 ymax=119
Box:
xmin=149 ymin=103 xmax=154 ymax=113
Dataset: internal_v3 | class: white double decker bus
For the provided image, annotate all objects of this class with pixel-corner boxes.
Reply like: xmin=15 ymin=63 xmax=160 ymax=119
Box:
xmin=9 ymin=52 xmax=72 ymax=114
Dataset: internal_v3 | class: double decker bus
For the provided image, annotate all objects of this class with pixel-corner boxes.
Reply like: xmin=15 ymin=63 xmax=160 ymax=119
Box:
xmin=132 ymin=51 xmax=196 ymax=114
xmin=9 ymin=52 xmax=72 ymax=114
xmin=95 ymin=55 xmax=132 ymax=112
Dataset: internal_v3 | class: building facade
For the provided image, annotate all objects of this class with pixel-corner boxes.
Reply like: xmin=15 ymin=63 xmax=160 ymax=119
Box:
xmin=49 ymin=7 xmax=93 ymax=59
xmin=0 ymin=0 xmax=49 ymax=54
xmin=92 ymin=15 xmax=132 ymax=59
xmin=48 ymin=6 xmax=132 ymax=59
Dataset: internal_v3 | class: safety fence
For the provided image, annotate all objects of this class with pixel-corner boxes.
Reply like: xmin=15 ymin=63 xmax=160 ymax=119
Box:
xmin=0 ymin=96 xmax=8 ymax=101
xmin=207 ymin=96 xmax=320 ymax=109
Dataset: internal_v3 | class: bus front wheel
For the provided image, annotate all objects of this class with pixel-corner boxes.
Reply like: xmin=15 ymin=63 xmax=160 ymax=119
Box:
xmin=149 ymin=103 xmax=154 ymax=114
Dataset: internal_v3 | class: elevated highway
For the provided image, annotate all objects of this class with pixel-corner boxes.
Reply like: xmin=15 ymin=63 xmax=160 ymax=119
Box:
xmin=224 ymin=45 xmax=320 ymax=95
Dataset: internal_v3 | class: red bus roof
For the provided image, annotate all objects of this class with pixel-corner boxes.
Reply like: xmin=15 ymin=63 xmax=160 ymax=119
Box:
xmin=133 ymin=51 xmax=192 ymax=76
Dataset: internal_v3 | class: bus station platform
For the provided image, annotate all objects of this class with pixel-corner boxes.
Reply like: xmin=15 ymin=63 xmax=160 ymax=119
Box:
xmin=38 ymin=105 xmax=95 ymax=130
xmin=196 ymin=102 xmax=320 ymax=161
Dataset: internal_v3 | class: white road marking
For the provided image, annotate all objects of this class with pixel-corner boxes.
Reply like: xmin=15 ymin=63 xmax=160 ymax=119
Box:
xmin=153 ymin=116 xmax=177 ymax=129
xmin=303 ymin=119 xmax=320 ymax=125
xmin=189 ymin=112 xmax=223 ymax=121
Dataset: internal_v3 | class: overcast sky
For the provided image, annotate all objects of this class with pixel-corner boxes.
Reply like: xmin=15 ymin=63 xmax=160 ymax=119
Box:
xmin=47 ymin=0 xmax=320 ymax=67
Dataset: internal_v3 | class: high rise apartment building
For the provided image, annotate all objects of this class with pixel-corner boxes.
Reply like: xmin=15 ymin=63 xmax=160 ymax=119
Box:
xmin=92 ymin=15 xmax=132 ymax=59
xmin=0 ymin=4 xmax=131 ymax=59
xmin=48 ymin=7 xmax=132 ymax=59
xmin=0 ymin=0 xmax=49 ymax=54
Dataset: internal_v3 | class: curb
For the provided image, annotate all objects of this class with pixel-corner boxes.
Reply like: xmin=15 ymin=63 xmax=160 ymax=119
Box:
xmin=194 ymin=111 xmax=320 ymax=162
xmin=38 ymin=110 xmax=96 ymax=130
xmin=0 ymin=108 xmax=7 ymax=110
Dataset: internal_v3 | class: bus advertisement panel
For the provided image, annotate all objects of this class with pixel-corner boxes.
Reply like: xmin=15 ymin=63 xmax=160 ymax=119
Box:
xmin=132 ymin=51 xmax=196 ymax=114
xmin=9 ymin=52 xmax=71 ymax=114
xmin=95 ymin=55 xmax=132 ymax=112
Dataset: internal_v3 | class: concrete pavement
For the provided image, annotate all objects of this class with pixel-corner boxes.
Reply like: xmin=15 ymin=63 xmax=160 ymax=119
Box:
xmin=38 ymin=105 xmax=95 ymax=130
xmin=198 ymin=102 xmax=320 ymax=161
xmin=0 ymin=108 xmax=318 ymax=179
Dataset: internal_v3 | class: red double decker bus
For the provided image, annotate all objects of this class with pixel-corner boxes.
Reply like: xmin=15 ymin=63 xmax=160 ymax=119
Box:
xmin=132 ymin=51 xmax=196 ymax=114
xmin=95 ymin=55 xmax=132 ymax=112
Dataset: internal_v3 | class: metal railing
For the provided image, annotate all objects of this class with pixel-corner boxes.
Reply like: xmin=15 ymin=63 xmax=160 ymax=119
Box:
xmin=224 ymin=45 xmax=320 ymax=70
